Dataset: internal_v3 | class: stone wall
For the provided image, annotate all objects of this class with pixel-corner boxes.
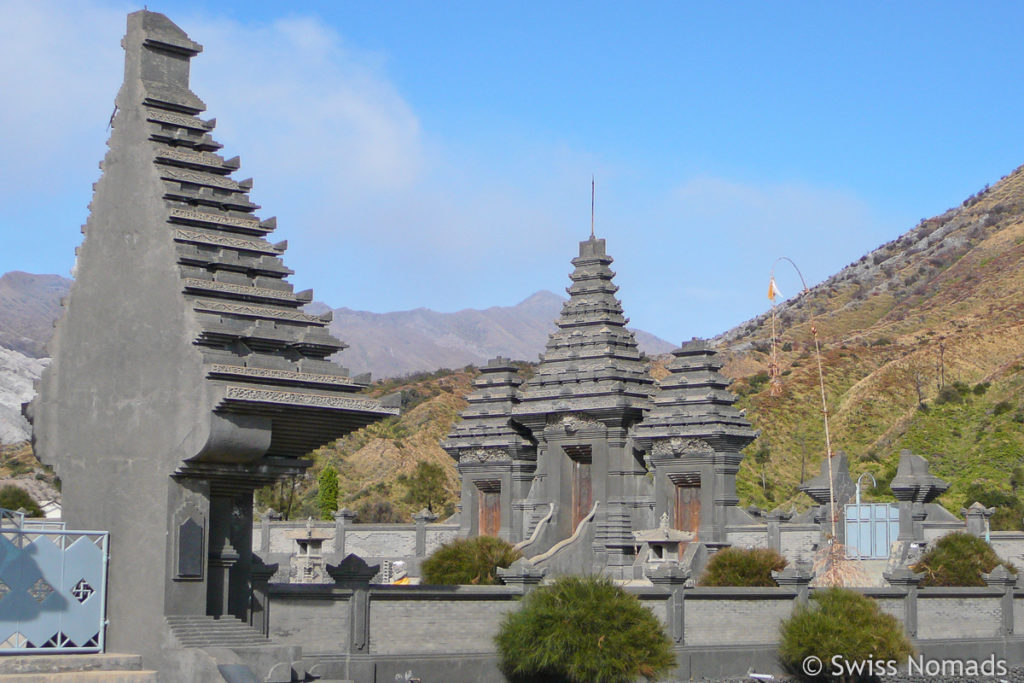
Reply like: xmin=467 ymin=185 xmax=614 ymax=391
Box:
xmin=265 ymin=579 xmax=1024 ymax=680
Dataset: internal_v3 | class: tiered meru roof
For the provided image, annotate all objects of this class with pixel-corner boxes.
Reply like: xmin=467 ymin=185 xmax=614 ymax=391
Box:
xmin=514 ymin=237 xmax=653 ymax=417
xmin=126 ymin=12 xmax=396 ymax=456
xmin=442 ymin=357 xmax=533 ymax=460
xmin=632 ymin=339 xmax=757 ymax=453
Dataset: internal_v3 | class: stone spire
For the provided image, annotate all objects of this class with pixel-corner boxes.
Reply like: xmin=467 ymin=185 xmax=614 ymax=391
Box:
xmin=514 ymin=236 xmax=653 ymax=418
xmin=25 ymin=11 xmax=396 ymax=664
xmin=442 ymin=357 xmax=534 ymax=462
xmin=632 ymin=338 xmax=757 ymax=452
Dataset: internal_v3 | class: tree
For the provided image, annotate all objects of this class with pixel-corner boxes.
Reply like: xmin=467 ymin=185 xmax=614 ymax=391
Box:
xmin=400 ymin=461 xmax=448 ymax=513
xmin=911 ymin=532 xmax=1015 ymax=586
xmin=699 ymin=547 xmax=787 ymax=587
xmin=316 ymin=465 xmax=339 ymax=520
xmin=421 ymin=536 xmax=521 ymax=585
xmin=496 ymin=575 xmax=675 ymax=683
xmin=779 ymin=587 xmax=913 ymax=681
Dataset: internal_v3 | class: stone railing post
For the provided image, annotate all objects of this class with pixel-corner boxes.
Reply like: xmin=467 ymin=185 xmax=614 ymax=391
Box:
xmin=773 ymin=562 xmax=812 ymax=606
xmin=647 ymin=563 xmax=691 ymax=645
xmin=497 ymin=559 xmax=546 ymax=595
xmin=767 ymin=509 xmax=792 ymax=553
xmin=249 ymin=558 xmax=278 ymax=635
xmin=984 ymin=565 xmax=1016 ymax=636
xmin=333 ymin=508 xmax=356 ymax=556
xmin=326 ymin=554 xmax=379 ymax=654
xmin=260 ymin=508 xmax=281 ymax=555
xmin=963 ymin=502 xmax=995 ymax=539
xmin=413 ymin=508 xmax=438 ymax=557
xmin=884 ymin=567 xmax=924 ymax=637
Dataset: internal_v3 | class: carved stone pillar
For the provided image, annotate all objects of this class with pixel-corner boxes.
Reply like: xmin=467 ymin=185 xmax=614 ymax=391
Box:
xmin=647 ymin=563 xmax=691 ymax=645
xmin=327 ymin=555 xmax=379 ymax=654
xmin=984 ymin=565 xmax=1016 ymax=636
xmin=333 ymin=508 xmax=356 ymax=556
xmin=413 ymin=508 xmax=438 ymax=557
xmin=884 ymin=567 xmax=924 ymax=637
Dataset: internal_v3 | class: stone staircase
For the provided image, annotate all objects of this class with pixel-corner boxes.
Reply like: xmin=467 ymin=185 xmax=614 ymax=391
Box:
xmin=0 ymin=653 xmax=156 ymax=682
xmin=165 ymin=615 xmax=268 ymax=649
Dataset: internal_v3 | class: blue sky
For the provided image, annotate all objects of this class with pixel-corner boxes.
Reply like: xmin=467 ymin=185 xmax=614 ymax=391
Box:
xmin=2 ymin=1 xmax=1023 ymax=344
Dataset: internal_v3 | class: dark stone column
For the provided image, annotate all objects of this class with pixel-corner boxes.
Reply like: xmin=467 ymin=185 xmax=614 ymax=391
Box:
xmin=333 ymin=508 xmax=356 ymax=556
xmin=413 ymin=508 xmax=438 ymax=557
xmin=884 ymin=567 xmax=924 ymax=637
xmin=249 ymin=559 xmax=278 ymax=635
xmin=963 ymin=502 xmax=995 ymax=538
xmin=647 ymin=563 xmax=691 ymax=644
xmin=767 ymin=509 xmax=791 ymax=552
xmin=984 ymin=565 xmax=1016 ymax=636
xmin=207 ymin=538 xmax=239 ymax=618
xmin=327 ymin=555 xmax=379 ymax=654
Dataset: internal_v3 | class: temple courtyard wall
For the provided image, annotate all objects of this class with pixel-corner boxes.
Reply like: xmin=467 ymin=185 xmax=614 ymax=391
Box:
xmin=261 ymin=577 xmax=1024 ymax=681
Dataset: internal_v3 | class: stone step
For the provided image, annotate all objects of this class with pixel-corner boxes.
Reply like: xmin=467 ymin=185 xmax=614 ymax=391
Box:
xmin=0 ymin=671 xmax=157 ymax=682
xmin=0 ymin=654 xmax=146 ymax=676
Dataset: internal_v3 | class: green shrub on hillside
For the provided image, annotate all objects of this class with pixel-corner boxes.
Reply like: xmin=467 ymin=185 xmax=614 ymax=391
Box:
xmin=699 ymin=547 xmax=787 ymax=587
xmin=911 ymin=532 xmax=1015 ymax=586
xmin=421 ymin=536 xmax=521 ymax=585
xmin=0 ymin=485 xmax=43 ymax=517
xmin=316 ymin=465 xmax=339 ymax=520
xmin=778 ymin=587 xmax=913 ymax=681
xmin=496 ymin=575 xmax=675 ymax=683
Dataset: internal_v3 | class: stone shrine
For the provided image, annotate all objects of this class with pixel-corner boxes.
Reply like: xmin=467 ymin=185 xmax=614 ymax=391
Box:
xmin=443 ymin=236 xmax=758 ymax=577
xmin=26 ymin=10 xmax=396 ymax=678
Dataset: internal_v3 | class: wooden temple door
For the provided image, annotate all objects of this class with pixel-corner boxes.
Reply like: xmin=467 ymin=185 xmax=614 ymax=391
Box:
xmin=564 ymin=445 xmax=593 ymax=529
xmin=476 ymin=481 xmax=501 ymax=536
xmin=673 ymin=475 xmax=701 ymax=559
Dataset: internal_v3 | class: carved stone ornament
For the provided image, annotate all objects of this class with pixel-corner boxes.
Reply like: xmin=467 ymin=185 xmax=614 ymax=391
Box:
xmin=547 ymin=412 xmax=601 ymax=433
xmin=652 ymin=437 xmax=714 ymax=457
xmin=459 ymin=448 xmax=511 ymax=464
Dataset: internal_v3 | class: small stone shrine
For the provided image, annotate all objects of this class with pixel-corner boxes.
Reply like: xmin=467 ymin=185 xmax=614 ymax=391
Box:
xmin=444 ymin=236 xmax=758 ymax=577
xmin=26 ymin=10 xmax=396 ymax=674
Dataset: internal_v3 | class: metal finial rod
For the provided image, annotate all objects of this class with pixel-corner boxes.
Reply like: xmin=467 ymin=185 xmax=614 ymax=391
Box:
xmin=591 ymin=176 xmax=595 ymax=238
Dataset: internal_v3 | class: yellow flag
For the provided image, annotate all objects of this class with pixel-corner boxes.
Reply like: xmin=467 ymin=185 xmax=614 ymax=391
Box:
xmin=767 ymin=276 xmax=782 ymax=301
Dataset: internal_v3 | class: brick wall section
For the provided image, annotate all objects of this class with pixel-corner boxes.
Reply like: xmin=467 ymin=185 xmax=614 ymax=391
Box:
xmin=370 ymin=597 xmax=518 ymax=654
xmin=269 ymin=596 xmax=351 ymax=651
xmin=727 ymin=531 xmax=767 ymax=549
xmin=639 ymin=598 xmax=669 ymax=625
xmin=780 ymin=528 xmax=818 ymax=560
xmin=346 ymin=530 xmax=416 ymax=557
xmin=874 ymin=597 xmax=904 ymax=621
xmin=683 ymin=592 xmax=796 ymax=646
xmin=916 ymin=595 xmax=1001 ymax=639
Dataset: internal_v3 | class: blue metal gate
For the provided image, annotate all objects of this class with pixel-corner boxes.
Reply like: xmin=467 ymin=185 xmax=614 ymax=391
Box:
xmin=845 ymin=503 xmax=898 ymax=559
xmin=0 ymin=510 xmax=108 ymax=653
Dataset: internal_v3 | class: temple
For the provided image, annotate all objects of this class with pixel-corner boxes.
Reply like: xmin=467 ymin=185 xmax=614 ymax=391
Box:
xmin=443 ymin=236 xmax=759 ymax=578
xmin=27 ymin=9 xmax=396 ymax=671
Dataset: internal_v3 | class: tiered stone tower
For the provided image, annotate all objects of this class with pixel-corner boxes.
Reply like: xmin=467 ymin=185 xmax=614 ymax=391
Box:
xmin=27 ymin=10 xmax=395 ymax=668
xmin=513 ymin=237 xmax=654 ymax=574
xmin=632 ymin=339 xmax=758 ymax=547
xmin=441 ymin=357 xmax=536 ymax=541
xmin=445 ymin=241 xmax=759 ymax=578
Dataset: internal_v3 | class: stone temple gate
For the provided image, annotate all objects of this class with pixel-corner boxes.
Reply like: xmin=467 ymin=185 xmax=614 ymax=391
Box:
xmin=443 ymin=236 xmax=759 ymax=578
xmin=26 ymin=10 xmax=396 ymax=673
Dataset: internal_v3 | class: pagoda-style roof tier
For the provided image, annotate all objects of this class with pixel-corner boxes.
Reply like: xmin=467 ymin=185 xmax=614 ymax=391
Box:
xmin=632 ymin=339 xmax=756 ymax=452
xmin=517 ymin=237 xmax=653 ymax=419
xmin=443 ymin=357 xmax=534 ymax=460
xmin=29 ymin=11 xmax=395 ymax=472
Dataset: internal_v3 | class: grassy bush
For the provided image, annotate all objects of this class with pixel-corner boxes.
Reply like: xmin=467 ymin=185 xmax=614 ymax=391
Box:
xmin=496 ymin=575 xmax=675 ymax=683
xmin=0 ymin=485 xmax=43 ymax=517
xmin=778 ymin=587 xmax=913 ymax=681
xmin=699 ymin=547 xmax=787 ymax=587
xmin=421 ymin=536 xmax=521 ymax=585
xmin=911 ymin=532 xmax=1015 ymax=586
